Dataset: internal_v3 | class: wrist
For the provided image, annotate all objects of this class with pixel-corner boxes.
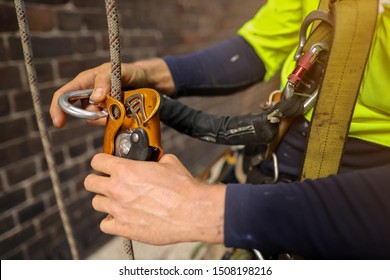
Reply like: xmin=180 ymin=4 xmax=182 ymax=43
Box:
xmin=183 ymin=182 xmax=226 ymax=244
xmin=133 ymin=58 xmax=176 ymax=95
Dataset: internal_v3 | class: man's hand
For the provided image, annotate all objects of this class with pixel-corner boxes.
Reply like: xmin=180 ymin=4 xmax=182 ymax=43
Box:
xmin=84 ymin=153 xmax=226 ymax=245
xmin=51 ymin=63 xmax=112 ymax=128
xmin=50 ymin=58 xmax=175 ymax=128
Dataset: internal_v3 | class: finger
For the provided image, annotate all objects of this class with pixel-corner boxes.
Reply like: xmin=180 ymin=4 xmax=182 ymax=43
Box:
xmin=90 ymin=72 xmax=111 ymax=103
xmin=90 ymin=153 xmax=128 ymax=175
xmin=84 ymin=104 xmax=107 ymax=126
xmin=50 ymin=64 xmax=110 ymax=128
xmin=91 ymin=194 xmax=112 ymax=214
xmin=86 ymin=118 xmax=107 ymax=126
xmin=50 ymin=72 xmax=94 ymax=128
xmin=89 ymin=88 xmax=105 ymax=103
xmin=100 ymin=214 xmax=120 ymax=236
xmin=159 ymin=153 xmax=179 ymax=164
xmin=84 ymin=173 xmax=111 ymax=196
xmin=50 ymin=84 xmax=76 ymax=128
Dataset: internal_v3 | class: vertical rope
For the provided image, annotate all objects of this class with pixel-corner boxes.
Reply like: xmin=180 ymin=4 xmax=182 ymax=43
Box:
xmin=104 ymin=0 xmax=135 ymax=260
xmin=14 ymin=0 xmax=79 ymax=260
xmin=105 ymin=0 xmax=122 ymax=101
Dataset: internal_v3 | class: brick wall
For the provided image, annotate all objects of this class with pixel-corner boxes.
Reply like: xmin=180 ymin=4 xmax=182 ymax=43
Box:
xmin=0 ymin=0 xmax=274 ymax=259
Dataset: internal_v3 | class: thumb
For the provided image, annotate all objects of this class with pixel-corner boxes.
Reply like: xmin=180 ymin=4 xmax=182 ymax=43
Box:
xmin=90 ymin=88 xmax=107 ymax=103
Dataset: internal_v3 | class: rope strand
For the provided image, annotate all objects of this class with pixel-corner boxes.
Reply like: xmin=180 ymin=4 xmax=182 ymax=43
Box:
xmin=104 ymin=0 xmax=135 ymax=260
xmin=105 ymin=0 xmax=122 ymax=101
xmin=14 ymin=0 xmax=79 ymax=260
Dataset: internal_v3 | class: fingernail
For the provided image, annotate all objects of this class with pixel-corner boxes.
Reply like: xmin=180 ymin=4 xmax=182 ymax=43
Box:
xmin=91 ymin=88 xmax=104 ymax=100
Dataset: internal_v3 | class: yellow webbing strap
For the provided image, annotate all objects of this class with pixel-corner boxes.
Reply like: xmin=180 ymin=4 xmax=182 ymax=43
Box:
xmin=301 ymin=0 xmax=378 ymax=180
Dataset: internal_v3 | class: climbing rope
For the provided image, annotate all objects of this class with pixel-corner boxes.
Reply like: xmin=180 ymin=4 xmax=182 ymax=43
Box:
xmin=105 ymin=0 xmax=122 ymax=102
xmin=104 ymin=0 xmax=135 ymax=260
xmin=14 ymin=0 xmax=79 ymax=260
xmin=15 ymin=0 xmax=134 ymax=260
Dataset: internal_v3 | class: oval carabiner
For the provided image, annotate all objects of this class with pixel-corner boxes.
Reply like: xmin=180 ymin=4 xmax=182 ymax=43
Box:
xmin=294 ymin=9 xmax=333 ymax=61
xmin=58 ymin=89 xmax=108 ymax=120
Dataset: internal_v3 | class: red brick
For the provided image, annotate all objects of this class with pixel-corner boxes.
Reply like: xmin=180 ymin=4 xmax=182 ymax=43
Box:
xmin=0 ymin=215 xmax=15 ymax=235
xmin=0 ymin=225 xmax=36 ymax=258
xmin=7 ymin=36 xmax=24 ymax=60
xmin=0 ymin=38 xmax=7 ymax=61
xmin=0 ymin=116 xmax=28 ymax=143
xmin=0 ymin=4 xmax=18 ymax=32
xmin=31 ymin=37 xmax=73 ymax=58
xmin=68 ymin=141 xmax=87 ymax=158
xmin=57 ymin=11 xmax=81 ymax=31
xmin=73 ymin=0 xmax=104 ymax=8
xmin=0 ymin=93 xmax=11 ymax=116
xmin=0 ymin=188 xmax=27 ymax=212
xmin=26 ymin=6 xmax=55 ymax=32
xmin=18 ymin=201 xmax=45 ymax=223
xmin=36 ymin=62 xmax=54 ymax=83
xmin=0 ymin=136 xmax=43 ymax=168
xmin=6 ymin=159 xmax=36 ymax=185
xmin=82 ymin=12 xmax=108 ymax=31
xmin=24 ymin=0 xmax=69 ymax=4
xmin=0 ymin=65 xmax=21 ymax=90
xmin=74 ymin=36 xmax=97 ymax=54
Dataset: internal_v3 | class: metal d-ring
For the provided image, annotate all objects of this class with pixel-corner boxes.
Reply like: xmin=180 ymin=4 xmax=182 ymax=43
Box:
xmin=58 ymin=89 xmax=108 ymax=120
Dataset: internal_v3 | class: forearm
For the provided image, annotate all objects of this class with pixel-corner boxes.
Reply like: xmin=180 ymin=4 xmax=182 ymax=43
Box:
xmin=225 ymin=164 xmax=390 ymax=259
xmin=163 ymin=36 xmax=266 ymax=97
xmin=129 ymin=36 xmax=266 ymax=98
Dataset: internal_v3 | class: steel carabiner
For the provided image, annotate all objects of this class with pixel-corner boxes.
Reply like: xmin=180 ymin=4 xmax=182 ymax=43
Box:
xmin=58 ymin=89 xmax=108 ymax=120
